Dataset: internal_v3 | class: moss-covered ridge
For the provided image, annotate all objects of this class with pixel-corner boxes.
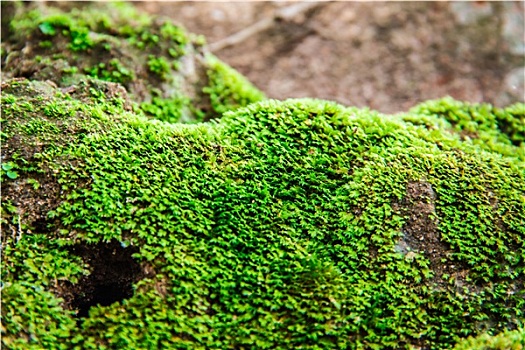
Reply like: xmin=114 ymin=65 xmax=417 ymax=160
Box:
xmin=1 ymin=1 xmax=264 ymax=123
xmin=1 ymin=78 xmax=524 ymax=349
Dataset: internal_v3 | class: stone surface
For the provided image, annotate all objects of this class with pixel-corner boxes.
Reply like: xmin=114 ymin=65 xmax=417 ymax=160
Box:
xmin=137 ymin=1 xmax=525 ymax=113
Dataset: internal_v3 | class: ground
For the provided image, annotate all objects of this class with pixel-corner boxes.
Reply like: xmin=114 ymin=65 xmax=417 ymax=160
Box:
xmin=137 ymin=1 xmax=525 ymax=113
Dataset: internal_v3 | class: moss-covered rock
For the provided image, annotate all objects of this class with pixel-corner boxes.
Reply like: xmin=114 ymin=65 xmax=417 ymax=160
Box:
xmin=1 ymin=1 xmax=264 ymax=123
xmin=1 ymin=2 xmax=524 ymax=349
xmin=1 ymin=76 xmax=524 ymax=349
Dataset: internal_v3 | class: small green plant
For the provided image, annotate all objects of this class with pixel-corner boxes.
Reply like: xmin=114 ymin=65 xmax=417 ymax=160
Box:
xmin=37 ymin=14 xmax=93 ymax=51
xmin=147 ymin=55 xmax=171 ymax=80
xmin=39 ymin=40 xmax=53 ymax=49
xmin=159 ymin=22 xmax=188 ymax=45
xmin=42 ymin=101 xmax=75 ymax=119
xmin=27 ymin=178 xmax=41 ymax=190
xmin=139 ymin=95 xmax=191 ymax=123
xmin=1 ymin=162 xmax=18 ymax=180
xmin=84 ymin=59 xmax=134 ymax=85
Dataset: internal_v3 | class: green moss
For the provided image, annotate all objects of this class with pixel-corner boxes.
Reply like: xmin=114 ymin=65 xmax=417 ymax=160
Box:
xmin=147 ymin=55 xmax=171 ymax=80
xmin=39 ymin=40 xmax=53 ymax=49
xmin=408 ymin=97 xmax=525 ymax=159
xmin=10 ymin=2 xmax=150 ymax=42
xmin=2 ymin=282 xmax=77 ymax=350
xmin=453 ymin=328 xmax=525 ymax=350
xmin=35 ymin=13 xmax=93 ymax=51
xmin=2 ymin=79 xmax=523 ymax=349
xmin=160 ymin=22 xmax=188 ymax=51
xmin=84 ymin=59 xmax=135 ymax=85
xmin=8 ymin=7 xmax=41 ymax=34
xmin=5 ymin=3 xmax=263 ymax=124
xmin=19 ymin=118 xmax=61 ymax=136
xmin=203 ymin=54 xmax=266 ymax=117
xmin=139 ymin=95 xmax=191 ymax=123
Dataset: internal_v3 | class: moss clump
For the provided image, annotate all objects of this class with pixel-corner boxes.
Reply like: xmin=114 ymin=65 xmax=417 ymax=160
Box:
xmin=139 ymin=95 xmax=192 ymax=124
xmin=147 ymin=55 xmax=172 ymax=79
xmin=203 ymin=54 xmax=266 ymax=116
xmin=407 ymin=97 xmax=525 ymax=159
xmin=453 ymin=328 xmax=525 ymax=350
xmin=84 ymin=59 xmax=135 ymax=85
xmin=1 ymin=2 xmax=264 ymax=123
xmin=1 ymin=77 xmax=523 ymax=349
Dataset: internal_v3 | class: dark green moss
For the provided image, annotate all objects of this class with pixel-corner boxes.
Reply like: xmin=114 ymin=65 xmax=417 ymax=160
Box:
xmin=1 ymin=79 xmax=523 ymax=349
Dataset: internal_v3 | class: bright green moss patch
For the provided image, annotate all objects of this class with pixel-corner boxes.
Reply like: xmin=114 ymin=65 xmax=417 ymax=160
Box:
xmin=1 ymin=282 xmax=77 ymax=350
xmin=453 ymin=328 xmax=525 ymax=350
xmin=147 ymin=55 xmax=172 ymax=80
xmin=1 ymin=79 xmax=524 ymax=349
xmin=139 ymin=95 xmax=192 ymax=123
xmin=203 ymin=54 xmax=266 ymax=116
xmin=408 ymin=97 xmax=525 ymax=159
xmin=84 ymin=59 xmax=135 ymax=85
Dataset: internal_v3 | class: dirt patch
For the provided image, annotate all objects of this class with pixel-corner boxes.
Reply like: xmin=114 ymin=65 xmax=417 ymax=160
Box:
xmin=137 ymin=1 xmax=524 ymax=112
xmin=1 ymin=170 xmax=63 ymax=238
xmin=58 ymin=240 xmax=148 ymax=318
xmin=394 ymin=181 xmax=471 ymax=290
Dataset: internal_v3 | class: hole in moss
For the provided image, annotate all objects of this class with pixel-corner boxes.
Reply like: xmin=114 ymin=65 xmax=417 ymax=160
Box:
xmin=63 ymin=239 xmax=144 ymax=318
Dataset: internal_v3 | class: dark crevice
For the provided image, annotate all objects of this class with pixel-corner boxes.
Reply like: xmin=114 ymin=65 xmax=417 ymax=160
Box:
xmin=60 ymin=239 xmax=145 ymax=318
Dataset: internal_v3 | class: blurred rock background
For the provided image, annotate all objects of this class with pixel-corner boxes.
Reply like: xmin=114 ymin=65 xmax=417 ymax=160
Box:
xmin=137 ymin=1 xmax=524 ymax=113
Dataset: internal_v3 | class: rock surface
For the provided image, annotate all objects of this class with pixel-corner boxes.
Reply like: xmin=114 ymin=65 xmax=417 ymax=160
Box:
xmin=1 ymin=1 xmax=264 ymax=123
xmin=138 ymin=1 xmax=525 ymax=113
xmin=1 ymin=2 xmax=524 ymax=350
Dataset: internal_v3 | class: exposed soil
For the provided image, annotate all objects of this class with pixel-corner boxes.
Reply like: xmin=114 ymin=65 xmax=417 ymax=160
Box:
xmin=137 ymin=1 xmax=525 ymax=113
xmin=59 ymin=240 xmax=147 ymax=318
xmin=393 ymin=181 xmax=466 ymax=290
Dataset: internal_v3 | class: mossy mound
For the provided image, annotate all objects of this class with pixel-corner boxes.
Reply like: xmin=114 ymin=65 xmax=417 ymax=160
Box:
xmin=1 ymin=77 xmax=524 ymax=349
xmin=452 ymin=328 xmax=524 ymax=350
xmin=1 ymin=1 xmax=264 ymax=123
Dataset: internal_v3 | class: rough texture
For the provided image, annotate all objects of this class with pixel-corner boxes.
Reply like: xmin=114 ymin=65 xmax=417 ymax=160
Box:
xmin=453 ymin=328 xmax=524 ymax=350
xmin=1 ymin=78 xmax=524 ymax=349
xmin=1 ymin=2 xmax=525 ymax=350
xmin=0 ymin=1 xmax=264 ymax=123
xmin=138 ymin=1 xmax=525 ymax=113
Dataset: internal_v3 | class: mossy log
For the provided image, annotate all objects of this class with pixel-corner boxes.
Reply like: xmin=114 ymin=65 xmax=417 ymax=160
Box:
xmin=1 ymin=2 xmax=524 ymax=350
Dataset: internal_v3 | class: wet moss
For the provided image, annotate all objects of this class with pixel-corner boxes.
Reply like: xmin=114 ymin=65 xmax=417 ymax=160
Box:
xmin=1 ymin=78 xmax=523 ymax=349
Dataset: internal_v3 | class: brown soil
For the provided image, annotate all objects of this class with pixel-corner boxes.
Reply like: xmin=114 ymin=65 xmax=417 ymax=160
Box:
xmin=59 ymin=240 xmax=147 ymax=318
xmin=393 ymin=181 xmax=469 ymax=291
xmin=136 ymin=1 xmax=525 ymax=113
